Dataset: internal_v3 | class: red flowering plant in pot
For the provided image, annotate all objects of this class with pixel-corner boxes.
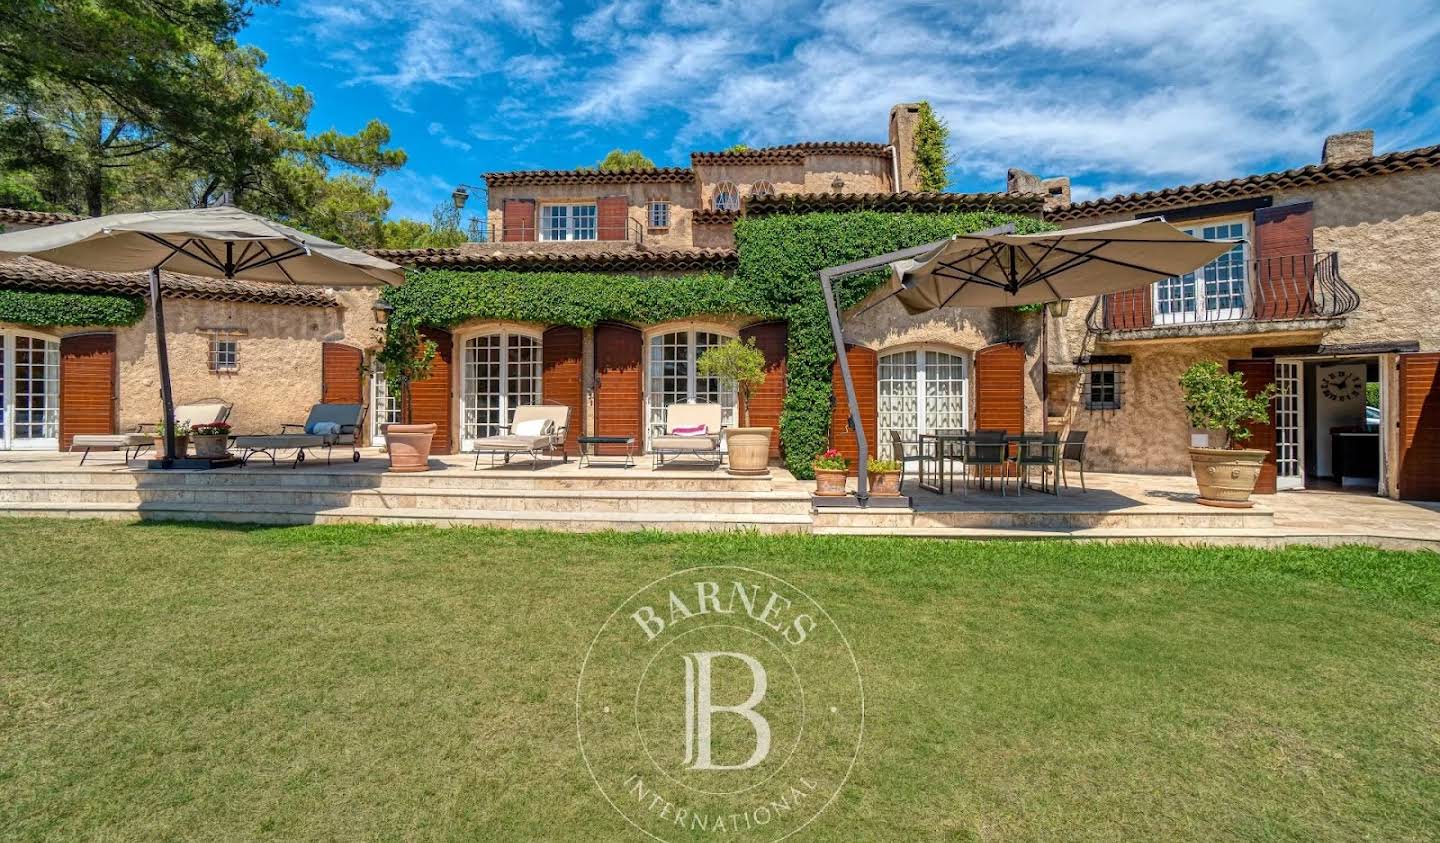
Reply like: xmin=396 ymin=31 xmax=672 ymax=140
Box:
xmin=812 ymin=448 xmax=849 ymax=496
xmin=189 ymin=421 xmax=232 ymax=459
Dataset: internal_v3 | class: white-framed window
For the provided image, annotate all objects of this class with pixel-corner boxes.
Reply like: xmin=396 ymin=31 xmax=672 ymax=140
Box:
xmin=646 ymin=328 xmax=737 ymax=446
xmin=712 ymin=182 xmax=740 ymax=212
xmin=208 ymin=337 xmax=239 ymax=373
xmin=460 ymin=331 xmax=542 ymax=448
xmin=540 ymin=204 xmax=597 ymax=241
xmin=368 ymin=367 xmax=403 ymax=446
xmin=1155 ymin=218 xmax=1248 ymax=324
xmin=647 ymin=201 xmax=671 ymax=229
xmin=0 ymin=330 xmax=60 ymax=450
xmin=751 ymin=180 xmax=775 ymax=199
xmin=877 ymin=348 xmax=969 ymax=459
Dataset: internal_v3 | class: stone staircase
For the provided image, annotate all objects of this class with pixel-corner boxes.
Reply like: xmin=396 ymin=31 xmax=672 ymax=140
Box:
xmin=0 ymin=466 xmax=815 ymax=533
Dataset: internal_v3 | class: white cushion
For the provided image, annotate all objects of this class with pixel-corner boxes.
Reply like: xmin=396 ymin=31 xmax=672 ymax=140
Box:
xmin=513 ymin=418 xmax=552 ymax=437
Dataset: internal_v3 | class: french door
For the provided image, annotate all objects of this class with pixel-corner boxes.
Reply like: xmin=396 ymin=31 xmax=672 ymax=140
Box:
xmin=877 ymin=348 xmax=968 ymax=459
xmin=0 ymin=331 xmax=61 ymax=450
xmin=368 ymin=369 xmax=403 ymax=446
xmin=1154 ymin=219 xmax=1249 ymax=324
xmin=1273 ymin=359 xmax=1304 ymax=489
xmin=646 ymin=329 xmax=736 ymax=447
xmin=460 ymin=332 xmax=542 ymax=449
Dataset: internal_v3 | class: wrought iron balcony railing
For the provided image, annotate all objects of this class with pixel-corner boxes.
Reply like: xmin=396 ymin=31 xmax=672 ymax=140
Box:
xmin=1086 ymin=251 xmax=1359 ymax=333
xmin=465 ymin=217 xmax=647 ymax=245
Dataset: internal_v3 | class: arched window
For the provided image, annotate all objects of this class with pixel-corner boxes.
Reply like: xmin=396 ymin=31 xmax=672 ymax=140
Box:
xmin=460 ymin=330 xmax=542 ymax=448
xmin=712 ymin=182 xmax=740 ymax=212
xmin=646 ymin=328 xmax=736 ymax=446
xmin=0 ymin=330 xmax=60 ymax=450
xmin=877 ymin=348 xmax=969 ymax=459
xmin=750 ymin=180 xmax=775 ymax=199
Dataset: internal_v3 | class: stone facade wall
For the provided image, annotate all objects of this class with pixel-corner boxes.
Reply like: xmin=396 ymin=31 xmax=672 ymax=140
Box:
xmin=485 ymin=182 xmax=698 ymax=249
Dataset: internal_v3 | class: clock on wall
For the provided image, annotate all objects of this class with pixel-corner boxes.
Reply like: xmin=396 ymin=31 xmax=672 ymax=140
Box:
xmin=1319 ymin=369 xmax=1364 ymax=402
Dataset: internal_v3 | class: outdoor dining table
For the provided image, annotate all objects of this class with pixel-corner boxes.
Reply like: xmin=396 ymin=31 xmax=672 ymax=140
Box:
xmin=916 ymin=432 xmax=1050 ymax=495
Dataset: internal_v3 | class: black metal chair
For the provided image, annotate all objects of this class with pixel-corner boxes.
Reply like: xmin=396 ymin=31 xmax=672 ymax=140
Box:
xmin=964 ymin=429 xmax=1010 ymax=494
xmin=889 ymin=430 xmax=926 ymax=489
xmin=1012 ymin=431 xmax=1061 ymax=495
xmin=1060 ymin=430 xmax=1089 ymax=492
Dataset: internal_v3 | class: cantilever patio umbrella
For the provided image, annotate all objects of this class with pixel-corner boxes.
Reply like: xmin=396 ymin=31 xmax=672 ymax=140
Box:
xmin=817 ymin=218 xmax=1240 ymax=503
xmin=0 ymin=206 xmax=404 ymax=467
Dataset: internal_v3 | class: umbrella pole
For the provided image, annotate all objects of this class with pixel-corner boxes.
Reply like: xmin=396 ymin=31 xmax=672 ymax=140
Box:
xmin=149 ymin=267 xmax=178 ymax=467
xmin=818 ymin=267 xmax=869 ymax=502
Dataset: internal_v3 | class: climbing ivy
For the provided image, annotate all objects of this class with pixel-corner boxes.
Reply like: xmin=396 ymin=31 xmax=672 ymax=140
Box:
xmin=390 ymin=209 xmax=1055 ymax=477
xmin=0 ymin=289 xmax=146 ymax=327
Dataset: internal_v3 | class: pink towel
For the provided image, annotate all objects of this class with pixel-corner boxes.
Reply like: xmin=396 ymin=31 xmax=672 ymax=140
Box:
xmin=670 ymin=424 xmax=709 ymax=437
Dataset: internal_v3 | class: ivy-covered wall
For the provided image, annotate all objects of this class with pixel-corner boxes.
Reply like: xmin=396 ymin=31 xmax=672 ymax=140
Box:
xmin=0 ymin=289 xmax=146 ymax=327
xmin=390 ymin=209 xmax=1055 ymax=477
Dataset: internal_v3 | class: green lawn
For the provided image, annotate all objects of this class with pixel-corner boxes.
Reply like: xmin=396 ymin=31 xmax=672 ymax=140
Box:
xmin=2 ymin=520 xmax=1438 ymax=842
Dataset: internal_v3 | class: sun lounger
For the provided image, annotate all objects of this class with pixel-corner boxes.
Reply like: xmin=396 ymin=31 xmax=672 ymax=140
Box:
xmin=471 ymin=404 xmax=570 ymax=469
xmin=234 ymin=403 xmax=364 ymax=468
xmin=651 ymin=403 xmax=724 ymax=468
xmin=69 ymin=398 xmax=232 ymax=465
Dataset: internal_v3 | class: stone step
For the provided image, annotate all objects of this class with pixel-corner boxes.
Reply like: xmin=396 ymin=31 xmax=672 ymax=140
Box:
xmin=810 ymin=525 xmax=1440 ymax=551
xmin=813 ymin=506 xmax=1274 ymax=530
xmin=0 ymin=501 xmax=812 ymax=533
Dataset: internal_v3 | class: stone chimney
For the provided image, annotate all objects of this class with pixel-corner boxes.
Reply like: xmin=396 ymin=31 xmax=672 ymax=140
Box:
xmin=1007 ymin=167 xmax=1072 ymax=211
xmin=888 ymin=103 xmax=924 ymax=192
xmin=1321 ymin=129 xmax=1374 ymax=165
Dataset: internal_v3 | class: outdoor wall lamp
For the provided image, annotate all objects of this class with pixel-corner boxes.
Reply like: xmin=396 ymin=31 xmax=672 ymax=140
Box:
xmin=1049 ymin=299 xmax=1071 ymax=318
xmin=372 ymin=299 xmax=394 ymax=325
xmin=451 ymin=186 xmax=470 ymax=209
xmin=831 ymin=177 xmax=845 ymax=192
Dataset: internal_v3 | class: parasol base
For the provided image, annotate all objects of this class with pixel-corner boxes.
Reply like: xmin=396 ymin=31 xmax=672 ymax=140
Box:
xmin=145 ymin=457 xmax=243 ymax=471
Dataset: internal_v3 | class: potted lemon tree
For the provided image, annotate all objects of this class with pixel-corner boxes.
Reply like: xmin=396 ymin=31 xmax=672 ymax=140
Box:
xmin=697 ymin=337 xmax=772 ymax=476
xmin=1180 ymin=361 xmax=1278 ymax=508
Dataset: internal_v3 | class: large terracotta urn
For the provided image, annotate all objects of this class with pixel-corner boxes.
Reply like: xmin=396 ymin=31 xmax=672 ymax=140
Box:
xmin=384 ymin=423 xmax=437 ymax=473
xmin=724 ymin=427 xmax=772 ymax=476
xmin=1189 ymin=447 xmax=1267 ymax=508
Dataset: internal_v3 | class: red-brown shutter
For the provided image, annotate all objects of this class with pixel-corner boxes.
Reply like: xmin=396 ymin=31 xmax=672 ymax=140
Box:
xmin=594 ymin=322 xmax=643 ymax=455
xmin=974 ymin=342 xmax=1026 ymax=434
xmin=1103 ymin=287 xmax=1152 ymax=330
xmin=829 ymin=344 xmax=877 ymax=474
xmin=1253 ymin=202 xmax=1315 ymax=320
xmin=739 ymin=321 xmax=787 ymax=458
xmin=502 ymin=199 xmax=536 ymax=242
xmin=1398 ymin=352 xmax=1440 ymax=500
xmin=320 ymin=342 xmax=363 ymax=405
xmin=1228 ymin=359 xmax=1278 ymax=494
xmin=407 ymin=327 xmax=453 ymax=454
xmin=597 ymin=195 xmax=629 ymax=241
xmin=59 ymin=333 xmax=116 ymax=450
xmin=542 ymin=326 xmax=584 ymax=455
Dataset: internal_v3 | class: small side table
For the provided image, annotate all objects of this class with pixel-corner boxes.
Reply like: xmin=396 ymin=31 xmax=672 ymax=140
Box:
xmin=578 ymin=435 xmax=636 ymax=468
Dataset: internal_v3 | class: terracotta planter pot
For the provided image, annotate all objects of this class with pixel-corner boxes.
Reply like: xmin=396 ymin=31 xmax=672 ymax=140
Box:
xmin=191 ymin=434 xmax=229 ymax=459
xmin=813 ymin=466 xmax=848 ymax=496
xmin=869 ymin=470 xmax=902 ymax=497
xmin=724 ymin=427 xmax=772 ymax=476
xmin=384 ymin=423 xmax=436 ymax=473
xmin=153 ymin=435 xmax=189 ymax=457
xmin=1189 ymin=447 xmax=1268 ymax=508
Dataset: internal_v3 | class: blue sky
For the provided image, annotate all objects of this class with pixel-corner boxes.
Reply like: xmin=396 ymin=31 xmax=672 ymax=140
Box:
xmin=243 ymin=0 xmax=1440 ymax=223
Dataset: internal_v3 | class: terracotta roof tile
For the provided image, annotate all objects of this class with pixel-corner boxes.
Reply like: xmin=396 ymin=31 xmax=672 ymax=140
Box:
xmin=691 ymin=142 xmax=891 ymax=167
xmin=1048 ymin=143 xmax=1440 ymax=221
xmin=368 ymin=247 xmax=463 ymax=260
xmin=745 ymin=191 xmax=1044 ymax=217
xmin=0 ymin=256 xmax=338 ymax=307
xmin=404 ymin=248 xmax=737 ymax=273
xmin=692 ymin=209 xmax=740 ymax=225
xmin=483 ymin=168 xmax=694 ymax=187
xmin=0 ymin=208 xmax=84 ymax=226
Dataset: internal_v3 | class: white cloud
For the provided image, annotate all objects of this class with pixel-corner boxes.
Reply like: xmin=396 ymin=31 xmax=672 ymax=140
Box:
xmin=427 ymin=121 xmax=473 ymax=152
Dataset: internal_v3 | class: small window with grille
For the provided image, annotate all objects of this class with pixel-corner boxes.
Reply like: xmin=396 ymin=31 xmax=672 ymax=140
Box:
xmin=1083 ymin=362 xmax=1126 ymax=410
xmin=208 ymin=336 xmax=240 ymax=373
xmin=647 ymin=201 xmax=671 ymax=229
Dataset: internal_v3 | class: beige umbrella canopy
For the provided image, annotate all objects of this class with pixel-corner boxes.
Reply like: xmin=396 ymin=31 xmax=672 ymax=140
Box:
xmin=888 ymin=217 xmax=1239 ymax=313
xmin=0 ymin=205 xmax=404 ymax=467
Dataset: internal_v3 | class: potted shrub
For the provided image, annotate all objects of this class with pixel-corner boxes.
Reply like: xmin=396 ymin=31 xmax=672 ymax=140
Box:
xmin=697 ymin=337 xmax=771 ymax=476
xmin=1180 ymin=361 xmax=1278 ymax=508
xmin=190 ymin=421 xmax=232 ymax=459
xmin=153 ymin=419 xmax=190 ymax=457
xmin=374 ymin=318 xmax=439 ymax=473
xmin=812 ymin=448 xmax=848 ymax=496
xmin=867 ymin=458 xmax=903 ymax=496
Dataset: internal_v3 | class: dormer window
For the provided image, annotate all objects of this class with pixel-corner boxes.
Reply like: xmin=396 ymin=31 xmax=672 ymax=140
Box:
xmin=712 ymin=182 xmax=740 ymax=212
xmin=751 ymin=180 xmax=775 ymax=199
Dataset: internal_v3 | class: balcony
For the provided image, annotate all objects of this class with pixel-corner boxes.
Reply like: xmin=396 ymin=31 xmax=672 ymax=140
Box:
xmin=1086 ymin=251 xmax=1359 ymax=339
xmin=468 ymin=217 xmax=648 ymax=246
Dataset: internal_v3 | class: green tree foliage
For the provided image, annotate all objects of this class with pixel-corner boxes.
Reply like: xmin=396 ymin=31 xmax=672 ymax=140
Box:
xmin=379 ymin=203 xmax=469 ymax=250
xmin=913 ymin=101 xmax=951 ymax=192
xmin=0 ymin=289 xmax=145 ymax=326
xmin=697 ymin=338 xmax=768 ymax=426
xmin=1180 ymin=361 xmax=1278 ymax=448
xmin=723 ymin=143 xmax=751 ymax=153
xmin=593 ymin=149 xmax=655 ymax=172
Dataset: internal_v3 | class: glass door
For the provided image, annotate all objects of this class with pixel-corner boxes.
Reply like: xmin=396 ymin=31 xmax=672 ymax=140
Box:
xmin=0 ymin=332 xmax=61 ymax=450
xmin=368 ymin=369 xmax=402 ymax=446
xmin=1274 ymin=359 xmax=1303 ymax=489
xmin=645 ymin=330 xmax=736 ymax=449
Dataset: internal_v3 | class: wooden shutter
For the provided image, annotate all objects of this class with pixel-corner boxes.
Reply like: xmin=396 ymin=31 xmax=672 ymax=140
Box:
xmin=594 ymin=322 xmax=643 ymax=455
xmin=59 ymin=333 xmax=116 ymax=450
xmin=1253 ymin=202 xmax=1315 ymax=320
xmin=597 ymin=195 xmax=629 ymax=241
xmin=321 ymin=342 xmax=363 ymax=404
xmin=1102 ymin=287 xmax=1152 ymax=330
xmin=407 ymin=327 xmax=453 ymax=454
xmin=739 ymin=322 xmax=788 ymax=458
xmin=974 ymin=342 xmax=1026 ymax=434
xmin=1398 ymin=352 xmax=1440 ymax=500
xmin=542 ymin=326 xmax=584 ymax=455
xmin=829 ymin=344 xmax=877 ymax=474
xmin=502 ymin=199 xmax=536 ymax=242
xmin=1228 ymin=359 xmax=1277 ymax=494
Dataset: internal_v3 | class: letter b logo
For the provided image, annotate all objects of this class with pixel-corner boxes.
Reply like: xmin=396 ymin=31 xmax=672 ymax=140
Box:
xmin=681 ymin=651 xmax=771 ymax=771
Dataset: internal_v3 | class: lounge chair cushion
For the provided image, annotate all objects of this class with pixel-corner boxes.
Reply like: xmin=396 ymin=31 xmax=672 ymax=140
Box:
xmin=72 ymin=433 xmax=151 ymax=448
xmin=472 ymin=434 xmax=550 ymax=451
xmin=652 ymin=435 xmax=720 ymax=452
xmin=233 ymin=434 xmax=327 ymax=449
xmin=513 ymin=418 xmax=553 ymax=437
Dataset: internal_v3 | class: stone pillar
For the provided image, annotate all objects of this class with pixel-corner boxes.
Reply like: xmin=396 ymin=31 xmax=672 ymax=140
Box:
xmin=888 ymin=103 xmax=924 ymax=192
